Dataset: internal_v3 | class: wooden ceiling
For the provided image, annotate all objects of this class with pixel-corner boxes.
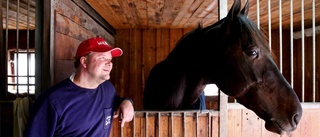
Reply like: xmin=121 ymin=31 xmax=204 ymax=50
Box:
xmin=2 ymin=0 xmax=319 ymax=31
xmin=2 ymin=0 xmax=36 ymax=30
xmin=86 ymin=0 xmax=320 ymax=30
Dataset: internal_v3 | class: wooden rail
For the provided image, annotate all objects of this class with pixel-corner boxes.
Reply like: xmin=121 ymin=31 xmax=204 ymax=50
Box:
xmin=110 ymin=103 xmax=320 ymax=137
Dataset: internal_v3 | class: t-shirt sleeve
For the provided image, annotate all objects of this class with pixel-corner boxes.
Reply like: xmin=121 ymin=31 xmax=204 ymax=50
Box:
xmin=24 ymin=94 xmax=58 ymax=137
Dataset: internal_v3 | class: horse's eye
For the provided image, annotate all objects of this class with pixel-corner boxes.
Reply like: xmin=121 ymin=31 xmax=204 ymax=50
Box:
xmin=245 ymin=50 xmax=258 ymax=57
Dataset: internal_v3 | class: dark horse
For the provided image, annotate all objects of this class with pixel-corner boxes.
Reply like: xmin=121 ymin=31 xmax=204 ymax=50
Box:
xmin=143 ymin=0 xmax=302 ymax=135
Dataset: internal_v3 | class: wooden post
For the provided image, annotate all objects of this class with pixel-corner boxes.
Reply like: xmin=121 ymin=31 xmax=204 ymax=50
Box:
xmin=218 ymin=0 xmax=229 ymax=136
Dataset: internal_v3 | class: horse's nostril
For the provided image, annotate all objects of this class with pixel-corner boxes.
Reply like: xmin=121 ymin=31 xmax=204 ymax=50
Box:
xmin=292 ymin=113 xmax=300 ymax=127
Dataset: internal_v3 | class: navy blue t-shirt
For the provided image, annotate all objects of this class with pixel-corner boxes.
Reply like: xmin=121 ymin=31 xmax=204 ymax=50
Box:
xmin=24 ymin=78 xmax=126 ymax=137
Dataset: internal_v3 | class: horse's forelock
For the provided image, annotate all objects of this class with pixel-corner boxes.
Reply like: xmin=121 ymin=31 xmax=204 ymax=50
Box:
xmin=237 ymin=15 xmax=279 ymax=62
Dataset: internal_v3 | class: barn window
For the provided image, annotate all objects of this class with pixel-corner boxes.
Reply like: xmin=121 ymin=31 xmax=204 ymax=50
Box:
xmin=7 ymin=50 xmax=36 ymax=95
xmin=204 ymin=84 xmax=219 ymax=96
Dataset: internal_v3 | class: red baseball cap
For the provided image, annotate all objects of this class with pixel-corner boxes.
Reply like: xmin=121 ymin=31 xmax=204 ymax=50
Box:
xmin=75 ymin=37 xmax=123 ymax=59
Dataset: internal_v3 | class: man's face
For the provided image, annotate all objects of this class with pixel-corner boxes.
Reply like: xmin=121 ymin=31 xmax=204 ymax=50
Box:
xmin=86 ymin=51 xmax=113 ymax=82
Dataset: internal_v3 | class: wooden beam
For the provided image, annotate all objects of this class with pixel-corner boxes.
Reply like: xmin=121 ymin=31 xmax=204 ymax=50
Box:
xmin=218 ymin=1 xmax=228 ymax=137
xmin=72 ymin=0 xmax=116 ymax=35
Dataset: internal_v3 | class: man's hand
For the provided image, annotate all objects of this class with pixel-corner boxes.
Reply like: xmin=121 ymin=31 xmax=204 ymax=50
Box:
xmin=113 ymin=100 xmax=134 ymax=127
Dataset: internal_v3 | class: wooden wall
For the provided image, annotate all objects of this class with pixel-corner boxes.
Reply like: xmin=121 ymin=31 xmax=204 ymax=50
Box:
xmin=110 ymin=106 xmax=320 ymax=137
xmin=53 ymin=0 xmax=115 ymax=84
xmin=111 ymin=29 xmax=193 ymax=110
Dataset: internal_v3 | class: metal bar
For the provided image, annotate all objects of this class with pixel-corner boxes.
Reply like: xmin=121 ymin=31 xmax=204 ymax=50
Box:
xmin=312 ymin=0 xmax=316 ymax=102
xmin=196 ymin=112 xmax=198 ymax=137
xmin=158 ymin=112 xmax=160 ymax=137
xmin=268 ymin=0 xmax=272 ymax=50
xmin=207 ymin=113 xmax=211 ymax=137
xmin=170 ymin=112 xmax=173 ymax=137
xmin=301 ymin=0 xmax=305 ymax=102
xmin=132 ymin=115 xmax=135 ymax=137
xmin=256 ymin=0 xmax=260 ymax=29
xmin=16 ymin=0 xmax=20 ymax=95
xmin=0 ymin=0 xmax=10 ymax=99
xmin=120 ymin=115 xmax=123 ymax=137
xmin=27 ymin=0 xmax=31 ymax=96
xmin=145 ymin=112 xmax=148 ymax=137
xmin=290 ymin=0 xmax=294 ymax=87
xmin=183 ymin=112 xmax=186 ymax=137
xmin=279 ymin=0 xmax=283 ymax=73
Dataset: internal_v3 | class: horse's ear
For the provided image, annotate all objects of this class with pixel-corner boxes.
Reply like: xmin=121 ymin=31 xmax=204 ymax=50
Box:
xmin=222 ymin=0 xmax=241 ymax=36
xmin=198 ymin=22 xmax=203 ymax=29
xmin=226 ymin=0 xmax=241 ymax=21
xmin=241 ymin=0 xmax=249 ymax=16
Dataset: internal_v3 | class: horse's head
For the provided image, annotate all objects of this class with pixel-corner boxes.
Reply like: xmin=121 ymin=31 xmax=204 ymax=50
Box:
xmin=200 ymin=0 xmax=302 ymax=135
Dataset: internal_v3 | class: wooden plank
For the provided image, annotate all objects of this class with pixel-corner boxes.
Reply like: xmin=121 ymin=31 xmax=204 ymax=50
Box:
xmin=110 ymin=118 xmax=120 ymax=137
xmin=116 ymin=0 xmax=139 ymax=28
xmin=141 ymin=29 xmax=156 ymax=91
xmin=162 ymin=0 xmax=185 ymax=28
xmin=171 ymin=0 xmax=194 ymax=28
xmin=134 ymin=0 xmax=148 ymax=28
xmin=169 ymin=29 xmax=183 ymax=51
xmin=297 ymin=109 xmax=320 ymax=137
xmin=197 ymin=113 xmax=208 ymax=137
xmin=177 ymin=0 xmax=203 ymax=28
xmin=211 ymin=115 xmax=219 ymax=137
xmin=173 ymin=112 xmax=183 ymax=137
xmin=146 ymin=0 xmax=157 ymax=28
xmin=160 ymin=113 xmax=170 ymax=137
xmin=155 ymin=29 xmax=170 ymax=63
xmin=129 ymin=29 xmax=143 ymax=110
xmin=112 ymin=30 xmax=129 ymax=96
xmin=147 ymin=113 xmax=156 ymax=137
xmin=85 ymin=0 xmax=118 ymax=29
xmin=241 ymin=109 xmax=262 ymax=137
xmin=55 ymin=12 xmax=94 ymax=41
xmin=134 ymin=116 xmax=145 ymax=137
xmin=54 ymin=32 xmax=79 ymax=60
xmin=104 ymin=0 xmax=131 ymax=28
xmin=184 ymin=0 xmax=217 ymax=28
xmin=56 ymin=0 xmax=115 ymax=44
xmin=122 ymin=118 xmax=133 ymax=137
xmin=227 ymin=109 xmax=242 ymax=137
xmin=185 ymin=113 xmax=196 ymax=137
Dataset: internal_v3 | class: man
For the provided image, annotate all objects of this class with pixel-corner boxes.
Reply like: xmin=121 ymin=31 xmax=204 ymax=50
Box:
xmin=24 ymin=37 xmax=134 ymax=137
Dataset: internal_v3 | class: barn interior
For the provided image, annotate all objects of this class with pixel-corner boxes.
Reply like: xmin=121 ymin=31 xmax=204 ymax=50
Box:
xmin=1 ymin=0 xmax=320 ymax=136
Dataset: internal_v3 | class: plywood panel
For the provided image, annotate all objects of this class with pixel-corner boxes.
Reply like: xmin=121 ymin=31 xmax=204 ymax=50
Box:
xmin=241 ymin=109 xmax=263 ymax=137
xmin=297 ymin=109 xmax=320 ymax=137
xmin=228 ymin=109 xmax=242 ymax=137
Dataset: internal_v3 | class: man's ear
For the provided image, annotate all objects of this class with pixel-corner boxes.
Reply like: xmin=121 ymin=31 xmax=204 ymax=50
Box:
xmin=80 ymin=56 xmax=87 ymax=68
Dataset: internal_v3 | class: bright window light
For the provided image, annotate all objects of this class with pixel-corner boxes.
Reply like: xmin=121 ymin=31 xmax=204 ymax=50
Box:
xmin=204 ymin=84 xmax=219 ymax=96
xmin=8 ymin=51 xmax=35 ymax=94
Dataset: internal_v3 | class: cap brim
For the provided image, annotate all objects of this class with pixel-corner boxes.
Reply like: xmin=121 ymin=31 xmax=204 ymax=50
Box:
xmin=110 ymin=48 xmax=123 ymax=57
